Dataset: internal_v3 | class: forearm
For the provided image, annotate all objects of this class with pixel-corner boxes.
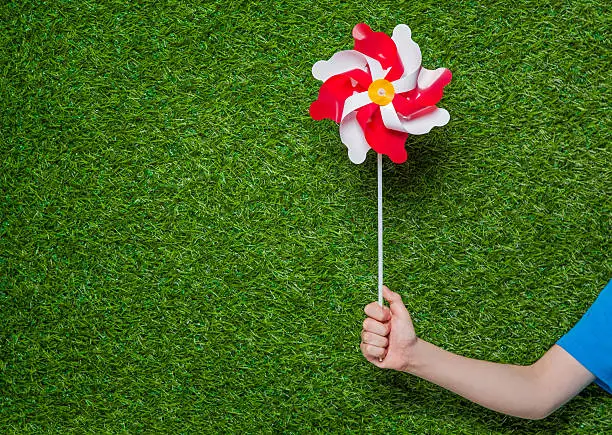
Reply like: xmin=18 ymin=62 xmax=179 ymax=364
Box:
xmin=361 ymin=288 xmax=594 ymax=419
xmin=405 ymin=339 xmax=554 ymax=419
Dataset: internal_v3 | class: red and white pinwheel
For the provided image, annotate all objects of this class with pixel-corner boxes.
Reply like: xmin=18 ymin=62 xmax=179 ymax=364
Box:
xmin=309 ymin=24 xmax=453 ymax=305
xmin=310 ymin=23 xmax=452 ymax=164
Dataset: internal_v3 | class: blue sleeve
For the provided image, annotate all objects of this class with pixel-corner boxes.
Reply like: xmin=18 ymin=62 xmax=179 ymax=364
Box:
xmin=557 ymin=280 xmax=612 ymax=394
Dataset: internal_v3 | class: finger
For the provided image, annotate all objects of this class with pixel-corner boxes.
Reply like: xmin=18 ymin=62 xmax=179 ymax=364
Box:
xmin=362 ymin=318 xmax=390 ymax=336
xmin=361 ymin=331 xmax=389 ymax=348
xmin=383 ymin=286 xmax=410 ymax=319
xmin=364 ymin=302 xmax=391 ymax=322
xmin=360 ymin=343 xmax=387 ymax=359
xmin=360 ymin=342 xmax=379 ymax=364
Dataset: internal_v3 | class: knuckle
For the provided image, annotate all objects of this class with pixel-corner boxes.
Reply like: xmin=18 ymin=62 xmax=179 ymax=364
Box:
xmin=375 ymin=306 xmax=385 ymax=320
xmin=361 ymin=331 xmax=368 ymax=341
xmin=362 ymin=318 xmax=370 ymax=330
xmin=376 ymin=323 xmax=386 ymax=335
xmin=389 ymin=292 xmax=401 ymax=302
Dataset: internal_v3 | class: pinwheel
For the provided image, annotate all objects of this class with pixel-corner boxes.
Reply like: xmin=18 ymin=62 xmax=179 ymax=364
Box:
xmin=310 ymin=23 xmax=452 ymax=304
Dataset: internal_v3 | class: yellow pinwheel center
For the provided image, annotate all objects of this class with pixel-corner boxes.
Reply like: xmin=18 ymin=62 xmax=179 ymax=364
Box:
xmin=368 ymin=79 xmax=395 ymax=106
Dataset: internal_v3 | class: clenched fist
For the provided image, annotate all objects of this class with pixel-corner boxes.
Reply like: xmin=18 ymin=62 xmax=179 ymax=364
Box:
xmin=360 ymin=286 xmax=418 ymax=371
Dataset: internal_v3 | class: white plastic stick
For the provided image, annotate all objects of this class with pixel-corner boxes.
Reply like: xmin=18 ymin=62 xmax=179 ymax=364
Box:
xmin=377 ymin=153 xmax=383 ymax=306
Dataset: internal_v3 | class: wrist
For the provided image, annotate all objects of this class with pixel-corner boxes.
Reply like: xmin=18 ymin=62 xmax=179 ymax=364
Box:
xmin=401 ymin=337 xmax=431 ymax=375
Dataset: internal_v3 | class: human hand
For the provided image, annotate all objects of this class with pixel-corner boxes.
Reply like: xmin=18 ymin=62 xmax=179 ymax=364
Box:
xmin=360 ymin=286 xmax=418 ymax=371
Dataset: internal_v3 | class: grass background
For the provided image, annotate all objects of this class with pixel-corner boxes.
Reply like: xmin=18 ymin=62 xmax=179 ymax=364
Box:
xmin=1 ymin=0 xmax=611 ymax=432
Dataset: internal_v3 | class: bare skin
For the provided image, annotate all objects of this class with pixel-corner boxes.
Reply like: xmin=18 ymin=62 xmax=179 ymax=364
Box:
xmin=360 ymin=286 xmax=595 ymax=420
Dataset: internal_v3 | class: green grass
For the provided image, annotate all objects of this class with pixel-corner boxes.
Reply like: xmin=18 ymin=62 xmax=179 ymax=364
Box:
xmin=1 ymin=0 xmax=611 ymax=432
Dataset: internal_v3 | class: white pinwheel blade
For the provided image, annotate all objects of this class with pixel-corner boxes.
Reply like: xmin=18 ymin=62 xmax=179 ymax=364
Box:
xmin=400 ymin=108 xmax=450 ymax=134
xmin=312 ymin=50 xmax=368 ymax=82
xmin=341 ymin=91 xmax=372 ymax=121
xmin=339 ymin=111 xmax=371 ymax=164
xmin=391 ymin=24 xmax=421 ymax=92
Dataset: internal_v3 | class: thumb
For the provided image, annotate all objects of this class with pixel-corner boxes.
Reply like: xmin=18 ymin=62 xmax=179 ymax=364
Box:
xmin=382 ymin=286 xmax=410 ymax=319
